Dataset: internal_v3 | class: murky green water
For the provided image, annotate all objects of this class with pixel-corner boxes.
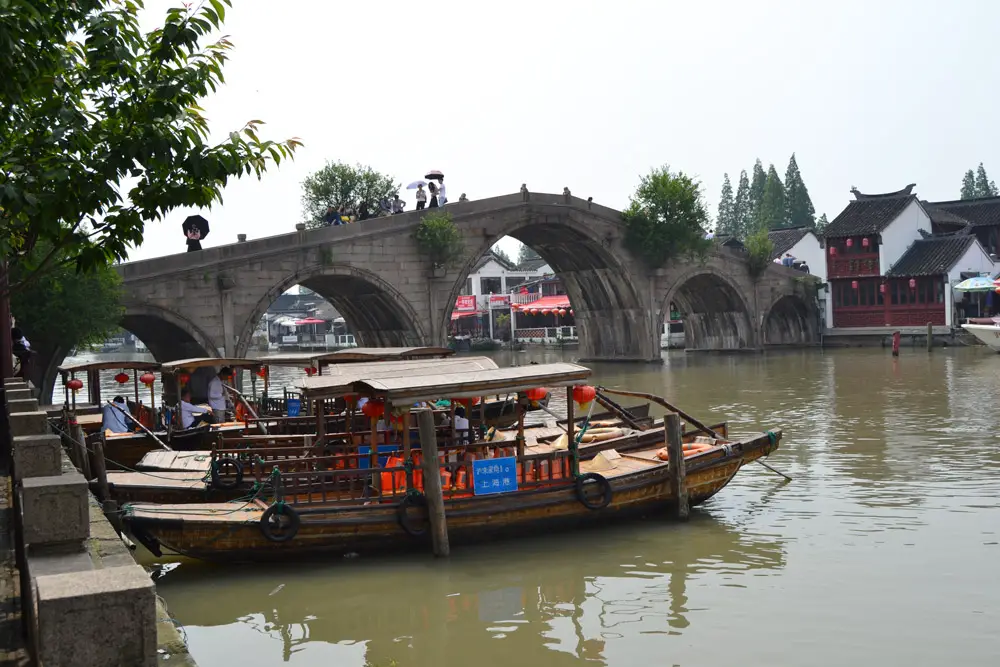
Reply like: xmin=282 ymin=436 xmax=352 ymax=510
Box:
xmin=72 ymin=347 xmax=1000 ymax=666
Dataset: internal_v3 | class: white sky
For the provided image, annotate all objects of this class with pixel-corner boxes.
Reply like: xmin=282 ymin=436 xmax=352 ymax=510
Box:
xmin=129 ymin=0 xmax=1000 ymax=262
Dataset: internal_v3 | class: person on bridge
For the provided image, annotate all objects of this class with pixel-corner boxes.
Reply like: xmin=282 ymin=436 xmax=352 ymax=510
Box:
xmin=391 ymin=194 xmax=406 ymax=214
xmin=415 ymin=183 xmax=427 ymax=210
xmin=437 ymin=176 xmax=447 ymax=206
xmin=427 ymin=181 xmax=439 ymax=208
xmin=179 ymin=388 xmax=214 ymax=429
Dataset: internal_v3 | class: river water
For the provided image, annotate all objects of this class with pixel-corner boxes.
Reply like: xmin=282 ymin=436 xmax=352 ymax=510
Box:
xmin=66 ymin=347 xmax=1000 ymax=666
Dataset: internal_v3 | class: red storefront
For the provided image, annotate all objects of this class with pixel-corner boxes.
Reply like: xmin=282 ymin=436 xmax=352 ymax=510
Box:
xmin=830 ymin=276 xmax=945 ymax=327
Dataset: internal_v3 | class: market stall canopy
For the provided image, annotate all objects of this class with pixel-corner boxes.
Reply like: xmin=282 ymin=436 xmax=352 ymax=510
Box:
xmin=160 ymin=358 xmax=264 ymax=373
xmin=293 ymin=318 xmax=326 ymax=325
xmin=299 ymin=357 xmax=500 ymax=400
xmin=511 ymin=295 xmax=571 ymax=311
xmin=320 ymin=347 xmax=454 ymax=363
xmin=58 ymin=360 xmax=161 ymax=374
xmin=451 ymin=311 xmax=480 ymax=321
xmin=348 ymin=362 xmax=591 ymax=403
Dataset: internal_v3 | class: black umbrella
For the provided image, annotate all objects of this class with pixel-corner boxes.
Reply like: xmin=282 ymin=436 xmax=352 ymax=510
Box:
xmin=182 ymin=215 xmax=210 ymax=240
xmin=424 ymin=170 xmax=444 ymax=181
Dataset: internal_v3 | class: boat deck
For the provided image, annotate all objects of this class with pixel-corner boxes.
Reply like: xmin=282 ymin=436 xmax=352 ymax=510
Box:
xmin=128 ymin=499 xmax=268 ymax=523
xmin=108 ymin=470 xmax=207 ymax=490
xmin=137 ymin=451 xmax=213 ymax=473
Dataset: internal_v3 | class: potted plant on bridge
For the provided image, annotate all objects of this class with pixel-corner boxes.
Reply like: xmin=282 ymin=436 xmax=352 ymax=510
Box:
xmin=414 ymin=211 xmax=464 ymax=277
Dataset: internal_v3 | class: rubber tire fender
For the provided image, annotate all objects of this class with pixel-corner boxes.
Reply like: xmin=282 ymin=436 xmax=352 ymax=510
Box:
xmin=210 ymin=455 xmax=244 ymax=490
xmin=575 ymin=472 xmax=612 ymax=510
xmin=397 ymin=492 xmax=429 ymax=537
xmin=260 ymin=503 xmax=300 ymax=542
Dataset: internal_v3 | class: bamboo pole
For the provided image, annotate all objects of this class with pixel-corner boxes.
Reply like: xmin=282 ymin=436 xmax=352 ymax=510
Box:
xmin=107 ymin=400 xmax=172 ymax=451
xmin=665 ymin=412 xmax=688 ymax=520
xmin=417 ymin=409 xmax=449 ymax=557
xmin=600 ymin=387 xmax=719 ymax=440
xmin=566 ymin=388 xmax=577 ymax=477
xmin=592 ymin=393 xmax=645 ymax=431
xmin=927 ymin=321 xmax=933 ymax=352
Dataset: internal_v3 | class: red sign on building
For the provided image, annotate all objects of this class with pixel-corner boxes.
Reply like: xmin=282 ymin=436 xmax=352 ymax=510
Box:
xmin=489 ymin=295 xmax=511 ymax=309
xmin=455 ymin=295 xmax=477 ymax=311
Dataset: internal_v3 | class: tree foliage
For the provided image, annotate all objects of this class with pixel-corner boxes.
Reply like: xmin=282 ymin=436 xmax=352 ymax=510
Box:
xmin=0 ymin=0 xmax=301 ymax=290
xmin=974 ymin=163 xmax=998 ymax=198
xmin=733 ymin=170 xmax=753 ymax=240
xmin=516 ymin=242 xmax=541 ymax=266
xmin=491 ymin=244 xmax=512 ymax=265
xmin=300 ymin=161 xmax=398 ymax=228
xmin=749 ymin=159 xmax=767 ymax=221
xmin=815 ymin=213 xmax=829 ymax=234
xmin=744 ymin=226 xmax=774 ymax=281
xmin=756 ymin=165 xmax=785 ymax=230
xmin=11 ymin=243 xmax=123 ymax=355
xmin=715 ymin=174 xmax=736 ymax=235
xmin=961 ymin=170 xmax=977 ymax=200
xmin=414 ymin=211 xmax=464 ymax=269
xmin=622 ymin=166 xmax=711 ymax=269
xmin=782 ymin=153 xmax=815 ymax=228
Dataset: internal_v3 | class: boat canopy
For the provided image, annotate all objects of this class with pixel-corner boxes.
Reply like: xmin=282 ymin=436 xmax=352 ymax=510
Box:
xmin=299 ymin=357 xmax=499 ymax=400
xmin=252 ymin=346 xmax=455 ymax=368
xmin=160 ymin=358 xmax=264 ymax=373
xmin=347 ymin=362 xmax=592 ymax=403
xmin=58 ymin=360 xmax=161 ymax=375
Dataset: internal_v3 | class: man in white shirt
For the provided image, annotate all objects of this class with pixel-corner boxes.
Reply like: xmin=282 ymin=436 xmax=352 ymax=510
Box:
xmin=437 ymin=177 xmax=447 ymax=206
xmin=179 ymin=388 xmax=213 ymax=429
xmin=207 ymin=367 xmax=231 ymax=421
xmin=102 ymin=396 xmax=132 ymax=434
xmin=454 ymin=404 xmax=470 ymax=443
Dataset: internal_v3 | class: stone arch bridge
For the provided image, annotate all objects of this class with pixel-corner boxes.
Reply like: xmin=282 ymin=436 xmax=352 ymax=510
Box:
xmin=39 ymin=191 xmax=820 ymax=399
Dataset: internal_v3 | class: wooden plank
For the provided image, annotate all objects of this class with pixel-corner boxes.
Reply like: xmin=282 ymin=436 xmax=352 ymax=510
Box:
xmin=665 ymin=412 xmax=688 ymax=520
xmin=136 ymin=450 xmax=213 ymax=472
xmin=417 ymin=409 xmax=449 ymax=557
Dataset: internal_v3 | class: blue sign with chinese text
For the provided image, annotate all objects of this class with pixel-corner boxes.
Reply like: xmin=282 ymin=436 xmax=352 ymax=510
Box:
xmin=472 ymin=456 xmax=518 ymax=496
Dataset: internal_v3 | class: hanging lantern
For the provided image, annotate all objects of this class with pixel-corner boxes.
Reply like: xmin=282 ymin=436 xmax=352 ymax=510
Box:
xmin=829 ymin=247 xmax=837 ymax=256
xmin=256 ymin=367 xmax=268 ymax=378
xmin=139 ymin=372 xmax=156 ymax=386
xmin=343 ymin=394 xmax=357 ymax=407
xmin=177 ymin=373 xmax=190 ymax=386
xmin=114 ymin=372 xmax=129 ymax=384
xmin=879 ymin=283 xmax=886 ymax=294
xmin=524 ymin=388 xmax=548 ymax=407
xmin=572 ymin=385 xmax=596 ymax=413
xmin=557 ymin=309 xmax=567 ymax=316
xmin=361 ymin=399 xmax=385 ymax=419
xmin=846 ymin=238 xmax=854 ymax=248
xmin=909 ymin=278 xmax=917 ymax=290
xmin=303 ymin=366 xmax=317 ymax=377
xmin=851 ymin=280 xmax=859 ymax=290
xmin=530 ymin=308 xmax=539 ymax=315
xmin=541 ymin=308 xmax=551 ymax=315
xmin=65 ymin=378 xmax=83 ymax=393
xmin=862 ymin=237 xmax=870 ymax=248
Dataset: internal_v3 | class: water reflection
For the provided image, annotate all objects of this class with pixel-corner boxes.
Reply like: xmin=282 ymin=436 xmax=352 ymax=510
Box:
xmin=157 ymin=513 xmax=785 ymax=667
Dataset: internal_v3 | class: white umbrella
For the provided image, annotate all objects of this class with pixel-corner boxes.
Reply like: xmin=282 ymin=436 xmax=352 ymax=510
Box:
xmin=406 ymin=180 xmax=427 ymax=190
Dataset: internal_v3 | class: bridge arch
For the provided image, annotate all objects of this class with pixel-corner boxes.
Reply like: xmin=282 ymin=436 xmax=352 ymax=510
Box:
xmin=762 ymin=294 xmax=818 ymax=346
xmin=660 ymin=266 xmax=755 ymax=350
xmin=235 ymin=264 xmax=427 ymax=358
xmin=443 ymin=209 xmax=656 ymax=360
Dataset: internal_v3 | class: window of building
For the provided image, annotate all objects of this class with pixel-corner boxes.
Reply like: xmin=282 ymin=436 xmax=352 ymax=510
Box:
xmin=506 ymin=276 xmax=526 ymax=292
xmin=480 ymin=277 xmax=502 ymax=294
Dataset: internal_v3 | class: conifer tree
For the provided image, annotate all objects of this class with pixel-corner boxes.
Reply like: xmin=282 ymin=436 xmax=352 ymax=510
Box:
xmin=783 ymin=153 xmax=815 ymax=228
xmin=749 ymin=159 xmax=767 ymax=221
xmin=716 ymin=174 xmax=736 ymax=235
xmin=756 ymin=165 xmax=785 ymax=231
xmin=733 ymin=170 xmax=752 ymax=239
xmin=961 ymin=170 xmax=977 ymax=200
xmin=974 ymin=163 xmax=999 ymax=198
xmin=816 ymin=213 xmax=829 ymax=234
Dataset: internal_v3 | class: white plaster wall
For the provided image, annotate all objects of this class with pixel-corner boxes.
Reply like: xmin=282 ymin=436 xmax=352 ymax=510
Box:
xmin=787 ymin=233 xmax=826 ymax=281
xmin=880 ymin=200 xmax=932 ymax=271
xmin=946 ymin=240 xmax=995 ymax=282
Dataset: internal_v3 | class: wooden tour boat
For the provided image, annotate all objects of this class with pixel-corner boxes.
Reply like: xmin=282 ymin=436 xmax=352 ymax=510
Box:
xmin=122 ymin=362 xmax=783 ymax=563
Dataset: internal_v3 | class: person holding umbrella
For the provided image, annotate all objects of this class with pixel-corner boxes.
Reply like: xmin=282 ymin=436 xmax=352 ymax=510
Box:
xmin=425 ymin=170 xmax=445 ymax=207
xmin=182 ymin=215 xmax=210 ymax=252
xmin=427 ymin=180 xmax=439 ymax=208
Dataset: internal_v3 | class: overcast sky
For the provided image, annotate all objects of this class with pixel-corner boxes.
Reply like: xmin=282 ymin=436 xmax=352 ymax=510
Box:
xmin=129 ymin=0 xmax=1000 ymax=262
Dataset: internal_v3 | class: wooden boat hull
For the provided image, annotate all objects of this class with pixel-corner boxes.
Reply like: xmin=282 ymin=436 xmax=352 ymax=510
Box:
xmin=123 ymin=430 xmax=780 ymax=562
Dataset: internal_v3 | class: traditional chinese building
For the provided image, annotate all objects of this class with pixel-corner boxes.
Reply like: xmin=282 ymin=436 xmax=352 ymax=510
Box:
xmin=824 ymin=185 xmax=994 ymax=329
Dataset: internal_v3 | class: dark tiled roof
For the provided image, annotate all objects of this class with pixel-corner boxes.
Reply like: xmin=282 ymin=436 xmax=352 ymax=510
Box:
xmin=824 ymin=194 xmax=916 ymax=238
xmin=925 ymin=197 xmax=1000 ymax=228
xmin=885 ymin=235 xmax=977 ymax=277
xmin=713 ymin=235 xmax=746 ymax=251
xmin=768 ymin=227 xmax=811 ymax=259
xmin=473 ymin=251 xmax=517 ymax=273
xmin=921 ymin=202 xmax=970 ymax=227
xmin=517 ymin=257 xmax=549 ymax=271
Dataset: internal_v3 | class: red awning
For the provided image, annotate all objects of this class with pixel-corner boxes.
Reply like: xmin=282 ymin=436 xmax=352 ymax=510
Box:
xmin=512 ymin=295 xmax=571 ymax=312
xmin=451 ymin=311 xmax=480 ymax=321
xmin=294 ymin=318 xmax=326 ymax=325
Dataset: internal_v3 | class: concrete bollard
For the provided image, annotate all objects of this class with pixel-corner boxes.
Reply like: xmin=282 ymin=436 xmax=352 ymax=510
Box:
xmin=6 ymin=398 xmax=38 ymax=415
xmin=8 ymin=410 xmax=48 ymax=438
xmin=12 ymin=434 xmax=62 ymax=480
xmin=21 ymin=472 xmax=90 ymax=546
xmin=295 ymin=223 xmax=306 ymax=232
xmin=238 ymin=233 xmax=247 ymax=242
xmin=6 ymin=388 xmax=32 ymax=402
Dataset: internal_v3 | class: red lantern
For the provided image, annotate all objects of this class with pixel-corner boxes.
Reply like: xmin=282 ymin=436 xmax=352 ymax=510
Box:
xmin=256 ymin=367 xmax=268 ymax=378
xmin=846 ymin=238 xmax=854 ymax=248
xmin=304 ymin=366 xmax=317 ymax=377
xmin=525 ymin=388 xmax=548 ymax=403
xmin=66 ymin=378 xmax=83 ymax=392
xmin=343 ymin=394 xmax=357 ymax=407
xmin=862 ymin=237 xmax=870 ymax=248
xmin=530 ymin=308 xmax=539 ymax=315
xmin=177 ymin=373 xmax=190 ymax=385
xmin=361 ymin=399 xmax=385 ymax=419
xmin=851 ymin=280 xmax=859 ymax=290
xmin=909 ymin=278 xmax=917 ymax=290
xmin=557 ymin=309 xmax=567 ymax=316
xmin=139 ymin=372 xmax=156 ymax=386
xmin=572 ymin=385 xmax=596 ymax=405
xmin=879 ymin=283 xmax=886 ymax=294
xmin=829 ymin=247 xmax=837 ymax=256
xmin=541 ymin=308 xmax=551 ymax=315
xmin=114 ymin=372 xmax=129 ymax=384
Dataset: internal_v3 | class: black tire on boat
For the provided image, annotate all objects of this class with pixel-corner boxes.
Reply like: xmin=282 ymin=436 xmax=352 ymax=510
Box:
xmin=260 ymin=503 xmax=300 ymax=542
xmin=575 ymin=472 xmax=612 ymax=510
xmin=210 ymin=455 xmax=244 ymax=490
xmin=397 ymin=493 xmax=429 ymax=537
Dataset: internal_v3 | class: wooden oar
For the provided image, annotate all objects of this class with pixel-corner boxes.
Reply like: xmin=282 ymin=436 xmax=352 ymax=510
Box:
xmin=757 ymin=459 xmax=792 ymax=481
xmin=223 ymin=382 xmax=268 ymax=435
xmin=592 ymin=392 xmax=646 ymax=431
xmin=598 ymin=387 xmax=721 ymax=440
xmin=106 ymin=400 xmax=173 ymax=451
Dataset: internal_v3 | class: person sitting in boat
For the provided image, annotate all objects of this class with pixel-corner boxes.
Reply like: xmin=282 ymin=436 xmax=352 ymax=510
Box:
xmin=101 ymin=396 xmax=132 ymax=434
xmin=179 ymin=388 xmax=214 ymax=429
xmin=454 ymin=405 xmax=470 ymax=444
xmin=208 ymin=366 xmax=231 ymax=422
